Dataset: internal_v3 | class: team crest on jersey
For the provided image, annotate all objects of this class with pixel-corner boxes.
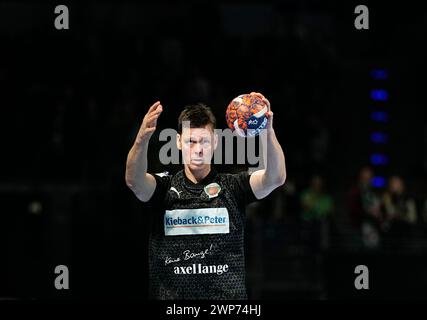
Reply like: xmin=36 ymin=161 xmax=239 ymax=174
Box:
xmin=204 ymin=183 xmax=221 ymax=198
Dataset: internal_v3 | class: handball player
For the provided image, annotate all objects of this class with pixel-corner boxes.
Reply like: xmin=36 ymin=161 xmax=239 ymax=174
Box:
xmin=125 ymin=92 xmax=286 ymax=299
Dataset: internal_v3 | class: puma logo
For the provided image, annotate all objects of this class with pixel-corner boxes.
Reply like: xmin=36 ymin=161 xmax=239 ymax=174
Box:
xmin=170 ymin=187 xmax=183 ymax=198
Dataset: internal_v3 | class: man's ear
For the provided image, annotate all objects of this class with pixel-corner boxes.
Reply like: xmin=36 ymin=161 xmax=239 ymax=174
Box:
xmin=176 ymin=133 xmax=182 ymax=150
xmin=213 ymin=132 xmax=218 ymax=151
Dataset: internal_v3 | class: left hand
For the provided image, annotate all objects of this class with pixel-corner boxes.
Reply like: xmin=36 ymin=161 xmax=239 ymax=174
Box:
xmin=250 ymin=91 xmax=273 ymax=130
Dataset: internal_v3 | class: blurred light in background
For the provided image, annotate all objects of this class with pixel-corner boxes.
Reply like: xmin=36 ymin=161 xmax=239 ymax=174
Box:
xmin=370 ymin=132 xmax=388 ymax=143
xmin=369 ymin=68 xmax=390 ymax=189
xmin=371 ymin=111 xmax=388 ymax=122
xmin=370 ymin=153 xmax=389 ymax=165
xmin=371 ymin=69 xmax=388 ymax=80
xmin=371 ymin=89 xmax=389 ymax=101
xmin=28 ymin=201 xmax=43 ymax=215
xmin=372 ymin=176 xmax=386 ymax=188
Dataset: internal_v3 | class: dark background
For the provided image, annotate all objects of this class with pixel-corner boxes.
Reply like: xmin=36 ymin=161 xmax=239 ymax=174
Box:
xmin=1 ymin=1 xmax=427 ymax=299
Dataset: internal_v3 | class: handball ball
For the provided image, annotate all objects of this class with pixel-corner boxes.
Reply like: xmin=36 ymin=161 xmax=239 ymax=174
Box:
xmin=225 ymin=93 xmax=269 ymax=137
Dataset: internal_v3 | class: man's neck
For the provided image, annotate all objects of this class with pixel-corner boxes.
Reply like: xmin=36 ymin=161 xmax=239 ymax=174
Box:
xmin=184 ymin=165 xmax=211 ymax=184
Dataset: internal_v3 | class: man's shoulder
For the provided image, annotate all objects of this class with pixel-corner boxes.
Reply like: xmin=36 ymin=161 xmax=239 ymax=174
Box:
xmin=153 ymin=170 xmax=184 ymax=179
xmin=153 ymin=171 xmax=171 ymax=178
xmin=216 ymin=172 xmax=236 ymax=181
xmin=154 ymin=170 xmax=187 ymax=185
xmin=218 ymin=170 xmax=250 ymax=178
xmin=152 ymin=171 xmax=175 ymax=188
xmin=217 ymin=171 xmax=250 ymax=186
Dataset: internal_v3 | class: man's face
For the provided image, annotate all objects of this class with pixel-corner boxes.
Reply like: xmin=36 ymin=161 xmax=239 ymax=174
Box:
xmin=177 ymin=125 xmax=217 ymax=171
xmin=389 ymin=176 xmax=404 ymax=195
xmin=360 ymin=167 xmax=373 ymax=187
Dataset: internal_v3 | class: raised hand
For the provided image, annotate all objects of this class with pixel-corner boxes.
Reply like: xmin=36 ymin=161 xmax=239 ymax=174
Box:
xmin=136 ymin=101 xmax=163 ymax=144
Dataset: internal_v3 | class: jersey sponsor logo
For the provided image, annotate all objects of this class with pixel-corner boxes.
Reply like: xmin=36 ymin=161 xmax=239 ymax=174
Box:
xmin=204 ymin=182 xmax=221 ymax=198
xmin=164 ymin=207 xmax=229 ymax=236
xmin=173 ymin=263 xmax=229 ymax=275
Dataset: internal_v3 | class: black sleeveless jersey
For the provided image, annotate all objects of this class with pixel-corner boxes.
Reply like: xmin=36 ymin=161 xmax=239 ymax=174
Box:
xmin=147 ymin=169 xmax=257 ymax=300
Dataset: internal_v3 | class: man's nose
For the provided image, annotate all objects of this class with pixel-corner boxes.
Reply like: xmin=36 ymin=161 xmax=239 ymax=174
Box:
xmin=193 ymin=142 xmax=203 ymax=154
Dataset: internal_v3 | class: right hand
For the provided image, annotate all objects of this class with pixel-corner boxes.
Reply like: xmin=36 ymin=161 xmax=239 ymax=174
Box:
xmin=136 ymin=101 xmax=163 ymax=144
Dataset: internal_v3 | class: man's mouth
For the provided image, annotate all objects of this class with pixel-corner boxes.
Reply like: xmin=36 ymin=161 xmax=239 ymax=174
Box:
xmin=191 ymin=158 xmax=205 ymax=164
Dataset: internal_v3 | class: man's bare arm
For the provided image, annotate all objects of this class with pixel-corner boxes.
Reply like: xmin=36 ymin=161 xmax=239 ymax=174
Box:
xmin=125 ymin=101 xmax=163 ymax=202
xmin=249 ymin=93 xmax=286 ymax=199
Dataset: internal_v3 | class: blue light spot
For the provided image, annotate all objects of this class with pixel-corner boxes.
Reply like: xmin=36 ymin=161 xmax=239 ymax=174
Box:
xmin=370 ymin=153 xmax=388 ymax=165
xmin=371 ymin=132 xmax=388 ymax=143
xmin=371 ymin=111 xmax=388 ymax=122
xmin=372 ymin=176 xmax=386 ymax=188
xmin=371 ymin=69 xmax=388 ymax=80
xmin=371 ymin=89 xmax=388 ymax=101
